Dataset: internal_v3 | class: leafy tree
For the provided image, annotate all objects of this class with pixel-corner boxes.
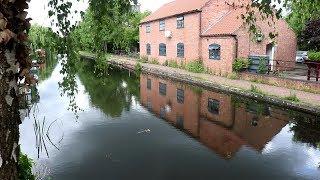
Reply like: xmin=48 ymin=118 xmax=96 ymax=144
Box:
xmin=299 ymin=19 xmax=320 ymax=51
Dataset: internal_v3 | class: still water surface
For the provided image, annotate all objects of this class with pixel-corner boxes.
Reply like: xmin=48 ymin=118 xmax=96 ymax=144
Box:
xmin=20 ymin=63 xmax=320 ymax=180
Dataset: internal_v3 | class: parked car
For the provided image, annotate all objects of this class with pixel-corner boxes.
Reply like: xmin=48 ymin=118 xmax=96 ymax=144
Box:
xmin=296 ymin=51 xmax=308 ymax=63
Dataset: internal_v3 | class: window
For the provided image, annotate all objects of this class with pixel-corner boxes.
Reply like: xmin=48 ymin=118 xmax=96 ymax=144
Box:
xmin=159 ymin=20 xmax=165 ymax=31
xmin=159 ymin=82 xmax=167 ymax=96
xmin=159 ymin=43 xmax=166 ymax=56
xmin=209 ymin=44 xmax=221 ymax=60
xmin=177 ymin=89 xmax=184 ymax=104
xmin=146 ymin=24 xmax=151 ymax=33
xmin=177 ymin=43 xmax=184 ymax=58
xmin=146 ymin=44 xmax=151 ymax=55
xmin=147 ymin=78 xmax=151 ymax=90
xmin=208 ymin=98 xmax=220 ymax=114
xmin=177 ymin=16 xmax=184 ymax=28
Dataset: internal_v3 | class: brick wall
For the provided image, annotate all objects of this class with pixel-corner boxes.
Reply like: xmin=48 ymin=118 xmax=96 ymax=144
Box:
xmin=201 ymin=36 xmax=236 ymax=75
xmin=139 ymin=12 xmax=201 ymax=65
xmin=236 ymin=17 xmax=297 ymax=71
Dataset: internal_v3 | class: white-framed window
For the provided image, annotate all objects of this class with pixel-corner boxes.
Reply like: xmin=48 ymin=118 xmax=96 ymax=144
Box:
xmin=177 ymin=16 xmax=184 ymax=29
xmin=146 ymin=24 xmax=151 ymax=33
xmin=159 ymin=20 xmax=165 ymax=31
xmin=209 ymin=44 xmax=221 ymax=60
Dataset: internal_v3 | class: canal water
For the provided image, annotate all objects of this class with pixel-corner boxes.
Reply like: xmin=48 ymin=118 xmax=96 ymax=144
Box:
xmin=20 ymin=63 xmax=320 ymax=180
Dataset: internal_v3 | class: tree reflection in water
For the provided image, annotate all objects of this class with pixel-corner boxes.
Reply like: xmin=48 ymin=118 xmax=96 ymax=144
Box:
xmin=78 ymin=63 xmax=140 ymax=117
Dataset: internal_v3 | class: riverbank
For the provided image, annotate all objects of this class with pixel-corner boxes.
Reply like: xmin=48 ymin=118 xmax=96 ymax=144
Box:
xmin=80 ymin=52 xmax=320 ymax=115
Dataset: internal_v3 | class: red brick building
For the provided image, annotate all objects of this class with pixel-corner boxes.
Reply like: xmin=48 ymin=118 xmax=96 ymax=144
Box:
xmin=140 ymin=74 xmax=289 ymax=159
xmin=139 ymin=0 xmax=297 ymax=74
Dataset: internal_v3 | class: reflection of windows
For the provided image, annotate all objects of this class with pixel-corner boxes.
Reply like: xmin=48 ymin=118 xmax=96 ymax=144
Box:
xmin=177 ymin=43 xmax=184 ymax=58
xmin=160 ymin=107 xmax=166 ymax=118
xmin=208 ymin=98 xmax=220 ymax=114
xmin=159 ymin=20 xmax=165 ymax=31
xmin=209 ymin=44 xmax=221 ymax=60
xmin=246 ymin=103 xmax=270 ymax=116
xmin=159 ymin=82 xmax=167 ymax=96
xmin=147 ymin=79 xmax=151 ymax=90
xmin=146 ymin=44 xmax=151 ymax=55
xmin=159 ymin=43 xmax=166 ymax=56
xmin=177 ymin=16 xmax=184 ymax=29
xmin=146 ymin=24 xmax=151 ymax=33
xmin=176 ymin=115 xmax=184 ymax=129
xmin=177 ymin=89 xmax=184 ymax=104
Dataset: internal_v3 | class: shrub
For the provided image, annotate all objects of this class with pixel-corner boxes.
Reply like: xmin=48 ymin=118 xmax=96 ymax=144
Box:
xmin=162 ymin=60 xmax=168 ymax=66
xmin=149 ymin=58 xmax=159 ymax=65
xmin=139 ymin=55 xmax=148 ymax=63
xmin=168 ymin=60 xmax=179 ymax=68
xmin=18 ymin=153 xmax=35 ymax=180
xmin=307 ymin=51 xmax=320 ymax=61
xmin=185 ymin=60 xmax=205 ymax=73
xmin=284 ymin=92 xmax=300 ymax=102
xmin=233 ymin=58 xmax=250 ymax=72
xmin=258 ymin=58 xmax=268 ymax=74
xmin=250 ymin=84 xmax=263 ymax=94
xmin=227 ymin=72 xmax=239 ymax=79
xmin=134 ymin=62 xmax=142 ymax=75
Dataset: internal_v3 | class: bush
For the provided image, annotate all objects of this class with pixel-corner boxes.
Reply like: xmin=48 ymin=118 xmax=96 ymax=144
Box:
xmin=250 ymin=84 xmax=263 ymax=94
xmin=185 ymin=60 xmax=205 ymax=73
xmin=307 ymin=51 xmax=320 ymax=61
xmin=284 ymin=92 xmax=300 ymax=102
xmin=134 ymin=62 xmax=142 ymax=75
xmin=258 ymin=58 xmax=268 ymax=74
xmin=233 ymin=58 xmax=250 ymax=72
xmin=139 ymin=55 xmax=148 ymax=63
xmin=167 ymin=60 xmax=179 ymax=68
xmin=18 ymin=153 xmax=35 ymax=180
xmin=149 ymin=58 xmax=159 ymax=65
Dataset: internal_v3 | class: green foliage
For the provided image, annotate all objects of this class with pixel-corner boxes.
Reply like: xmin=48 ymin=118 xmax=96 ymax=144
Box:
xmin=284 ymin=92 xmax=300 ymax=102
xmin=286 ymin=1 xmax=320 ymax=35
xmin=307 ymin=51 xmax=320 ymax=62
xmin=18 ymin=153 xmax=35 ymax=180
xmin=134 ymin=62 xmax=142 ymax=75
xmin=250 ymin=84 xmax=263 ymax=94
xmin=227 ymin=72 xmax=239 ymax=80
xmin=258 ymin=58 xmax=268 ymax=74
xmin=149 ymin=58 xmax=159 ymax=65
xmin=139 ymin=55 xmax=148 ymax=63
xmin=233 ymin=58 xmax=250 ymax=72
xmin=29 ymin=25 xmax=61 ymax=53
xmin=185 ymin=60 xmax=205 ymax=73
xmin=167 ymin=60 xmax=179 ymax=68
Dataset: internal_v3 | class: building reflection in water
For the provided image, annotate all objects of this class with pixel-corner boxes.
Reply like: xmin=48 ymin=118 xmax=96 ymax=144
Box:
xmin=140 ymin=74 xmax=290 ymax=159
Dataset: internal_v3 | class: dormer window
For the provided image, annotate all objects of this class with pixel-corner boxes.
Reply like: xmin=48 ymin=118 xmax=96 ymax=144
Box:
xmin=146 ymin=24 xmax=151 ymax=33
xmin=159 ymin=20 xmax=165 ymax=31
xmin=177 ymin=16 xmax=184 ymax=29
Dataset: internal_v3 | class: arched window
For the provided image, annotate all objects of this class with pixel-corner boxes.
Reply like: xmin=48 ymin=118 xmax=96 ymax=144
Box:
xmin=159 ymin=43 xmax=166 ymax=56
xmin=209 ymin=44 xmax=221 ymax=60
xmin=177 ymin=43 xmax=184 ymax=58
xmin=146 ymin=44 xmax=151 ymax=55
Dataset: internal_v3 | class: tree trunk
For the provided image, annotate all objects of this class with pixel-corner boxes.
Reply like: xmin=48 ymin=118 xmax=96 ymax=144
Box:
xmin=0 ymin=0 xmax=31 ymax=179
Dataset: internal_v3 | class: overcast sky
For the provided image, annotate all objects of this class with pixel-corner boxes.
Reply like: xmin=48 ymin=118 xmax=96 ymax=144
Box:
xmin=27 ymin=0 xmax=172 ymax=27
